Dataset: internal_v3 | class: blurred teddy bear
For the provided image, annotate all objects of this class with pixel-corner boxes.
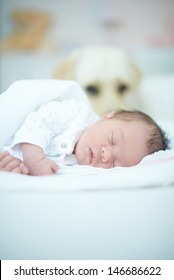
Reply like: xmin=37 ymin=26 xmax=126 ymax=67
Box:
xmin=0 ymin=9 xmax=52 ymax=51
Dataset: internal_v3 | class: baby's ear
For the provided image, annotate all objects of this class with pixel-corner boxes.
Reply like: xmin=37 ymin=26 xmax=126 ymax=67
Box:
xmin=101 ymin=111 xmax=116 ymax=120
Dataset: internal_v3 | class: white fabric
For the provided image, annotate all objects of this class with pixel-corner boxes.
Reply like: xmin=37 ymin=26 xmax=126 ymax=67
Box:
xmin=12 ymin=99 xmax=98 ymax=164
xmin=0 ymin=79 xmax=90 ymax=149
xmin=0 ymin=149 xmax=174 ymax=191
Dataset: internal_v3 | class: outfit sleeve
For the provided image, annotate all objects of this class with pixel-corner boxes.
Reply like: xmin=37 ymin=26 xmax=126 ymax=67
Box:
xmin=11 ymin=99 xmax=86 ymax=151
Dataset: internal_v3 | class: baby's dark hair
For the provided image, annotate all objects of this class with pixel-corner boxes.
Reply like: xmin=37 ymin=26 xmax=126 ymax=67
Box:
xmin=112 ymin=110 xmax=170 ymax=155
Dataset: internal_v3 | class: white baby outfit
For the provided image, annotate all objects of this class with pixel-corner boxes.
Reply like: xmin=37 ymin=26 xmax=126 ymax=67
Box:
xmin=11 ymin=99 xmax=99 ymax=165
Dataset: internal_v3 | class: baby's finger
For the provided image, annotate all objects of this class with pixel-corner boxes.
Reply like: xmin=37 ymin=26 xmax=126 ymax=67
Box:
xmin=11 ymin=166 xmax=22 ymax=174
xmin=3 ymin=158 xmax=21 ymax=171
xmin=19 ymin=162 xmax=29 ymax=175
xmin=0 ymin=154 xmax=16 ymax=168
xmin=0 ymin=152 xmax=12 ymax=168
xmin=0 ymin=151 xmax=10 ymax=161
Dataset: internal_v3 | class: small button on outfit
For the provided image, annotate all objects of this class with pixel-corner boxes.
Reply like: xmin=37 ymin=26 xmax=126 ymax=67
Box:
xmin=61 ymin=143 xmax=67 ymax=148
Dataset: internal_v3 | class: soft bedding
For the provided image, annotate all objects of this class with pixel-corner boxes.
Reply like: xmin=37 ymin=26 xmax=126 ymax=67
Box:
xmin=0 ymin=147 xmax=174 ymax=190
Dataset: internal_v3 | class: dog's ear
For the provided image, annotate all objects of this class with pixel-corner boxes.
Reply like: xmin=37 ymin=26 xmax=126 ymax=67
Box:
xmin=53 ymin=52 xmax=80 ymax=79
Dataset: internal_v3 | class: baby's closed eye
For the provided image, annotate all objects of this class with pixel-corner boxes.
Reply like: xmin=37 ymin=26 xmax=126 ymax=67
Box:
xmin=109 ymin=131 xmax=115 ymax=145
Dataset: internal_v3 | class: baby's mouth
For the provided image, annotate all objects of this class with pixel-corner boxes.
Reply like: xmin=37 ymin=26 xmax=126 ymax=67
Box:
xmin=88 ymin=148 xmax=94 ymax=164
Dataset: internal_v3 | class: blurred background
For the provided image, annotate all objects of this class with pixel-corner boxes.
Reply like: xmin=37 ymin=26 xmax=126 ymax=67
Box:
xmin=0 ymin=0 xmax=174 ymax=92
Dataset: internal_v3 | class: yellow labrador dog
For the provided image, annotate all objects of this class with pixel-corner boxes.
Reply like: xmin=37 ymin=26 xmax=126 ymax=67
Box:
xmin=53 ymin=46 xmax=141 ymax=115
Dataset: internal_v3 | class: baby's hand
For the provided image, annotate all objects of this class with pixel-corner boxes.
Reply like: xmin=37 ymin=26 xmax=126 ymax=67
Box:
xmin=25 ymin=157 xmax=58 ymax=176
xmin=0 ymin=151 xmax=29 ymax=174
xmin=20 ymin=143 xmax=58 ymax=176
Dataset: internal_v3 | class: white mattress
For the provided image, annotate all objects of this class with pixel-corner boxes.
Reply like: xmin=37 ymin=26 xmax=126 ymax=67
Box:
xmin=0 ymin=176 xmax=174 ymax=260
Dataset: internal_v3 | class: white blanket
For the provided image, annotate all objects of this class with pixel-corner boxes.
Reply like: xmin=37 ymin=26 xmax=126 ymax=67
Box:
xmin=0 ymin=80 xmax=90 ymax=148
xmin=0 ymin=80 xmax=174 ymax=190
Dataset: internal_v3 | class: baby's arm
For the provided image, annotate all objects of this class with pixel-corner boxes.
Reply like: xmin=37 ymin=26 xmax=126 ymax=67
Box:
xmin=21 ymin=143 xmax=58 ymax=176
xmin=11 ymin=100 xmax=87 ymax=176
xmin=0 ymin=151 xmax=29 ymax=174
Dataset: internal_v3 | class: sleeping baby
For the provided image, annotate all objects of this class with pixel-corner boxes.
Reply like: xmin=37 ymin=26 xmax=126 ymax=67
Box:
xmin=0 ymin=99 xmax=169 ymax=176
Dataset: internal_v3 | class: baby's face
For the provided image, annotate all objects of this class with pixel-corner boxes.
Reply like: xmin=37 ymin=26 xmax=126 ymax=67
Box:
xmin=74 ymin=115 xmax=149 ymax=168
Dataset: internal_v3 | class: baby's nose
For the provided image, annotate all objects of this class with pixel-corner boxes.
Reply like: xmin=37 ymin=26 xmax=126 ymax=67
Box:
xmin=101 ymin=146 xmax=111 ymax=163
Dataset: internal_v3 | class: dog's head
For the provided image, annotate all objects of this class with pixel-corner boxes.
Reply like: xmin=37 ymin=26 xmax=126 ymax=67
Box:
xmin=53 ymin=46 xmax=141 ymax=115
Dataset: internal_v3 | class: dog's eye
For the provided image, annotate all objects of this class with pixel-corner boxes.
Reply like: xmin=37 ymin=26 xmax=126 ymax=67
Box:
xmin=117 ymin=84 xmax=128 ymax=94
xmin=85 ymin=85 xmax=99 ymax=96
